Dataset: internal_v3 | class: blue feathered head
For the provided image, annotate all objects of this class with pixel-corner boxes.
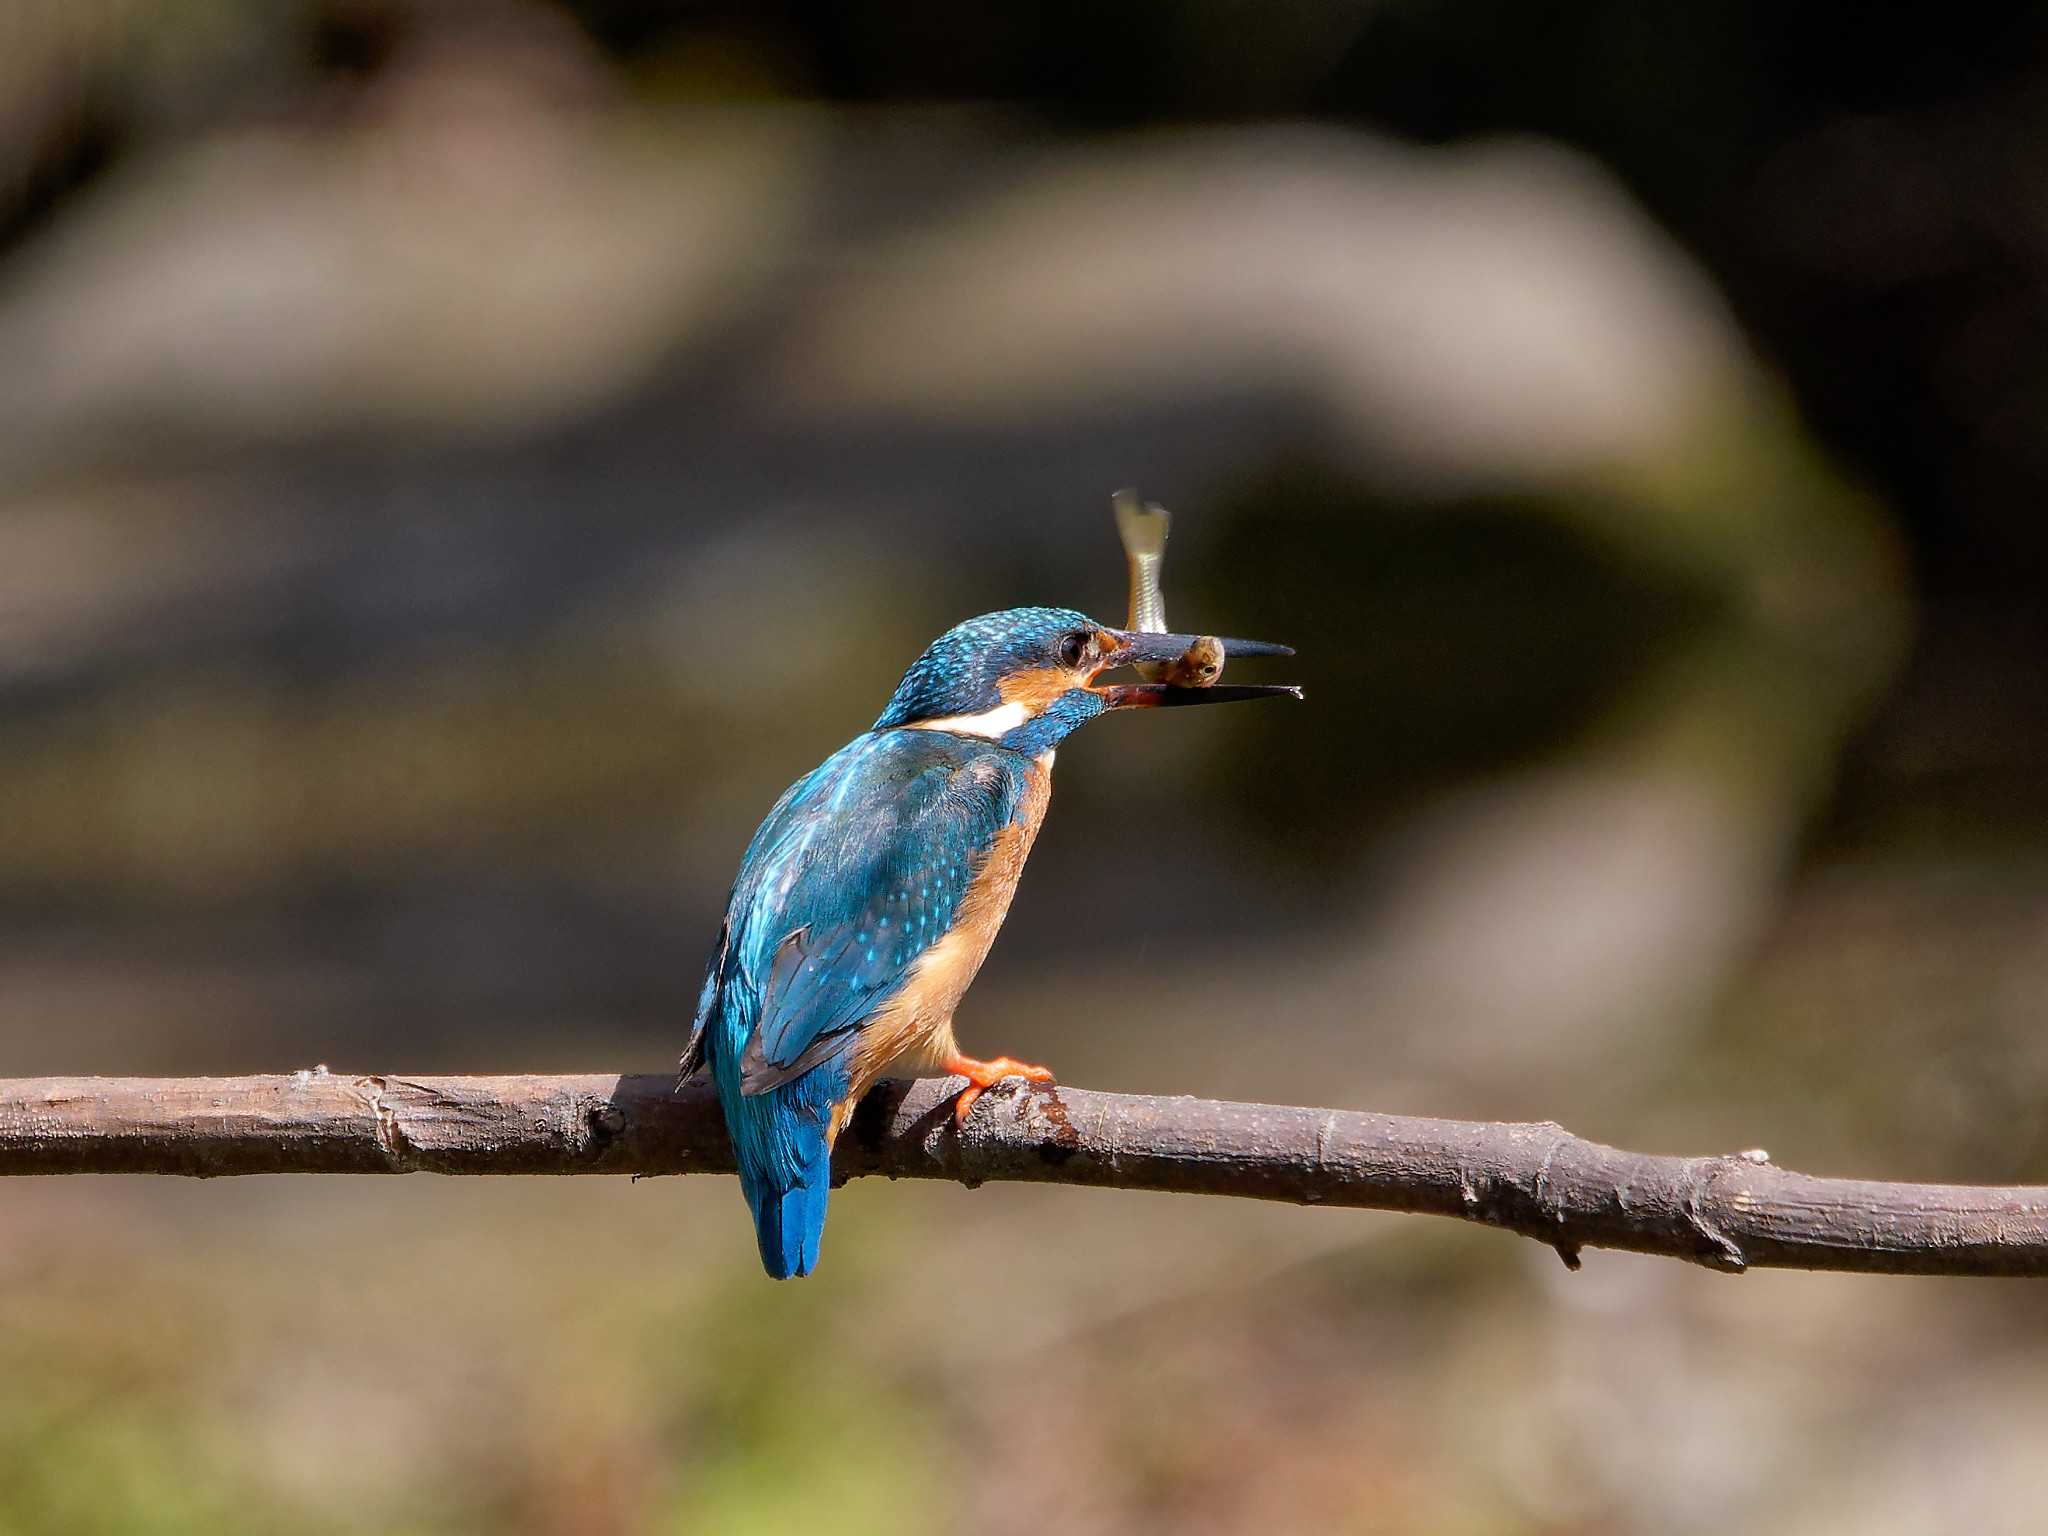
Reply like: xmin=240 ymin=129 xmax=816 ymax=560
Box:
xmin=874 ymin=607 xmax=1101 ymax=730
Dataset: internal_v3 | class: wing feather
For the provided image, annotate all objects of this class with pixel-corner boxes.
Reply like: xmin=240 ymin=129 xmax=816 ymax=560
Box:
xmin=702 ymin=732 xmax=1029 ymax=1096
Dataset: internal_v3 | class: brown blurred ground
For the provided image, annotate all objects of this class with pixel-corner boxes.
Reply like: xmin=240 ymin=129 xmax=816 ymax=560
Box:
xmin=3 ymin=4 xmax=2048 ymax=1533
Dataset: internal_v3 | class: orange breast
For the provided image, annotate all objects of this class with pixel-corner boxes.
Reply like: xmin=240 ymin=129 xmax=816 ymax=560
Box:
xmin=836 ymin=759 xmax=1053 ymax=1133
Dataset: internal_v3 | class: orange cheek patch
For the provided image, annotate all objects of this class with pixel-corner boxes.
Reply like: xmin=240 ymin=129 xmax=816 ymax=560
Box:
xmin=997 ymin=666 xmax=1085 ymax=714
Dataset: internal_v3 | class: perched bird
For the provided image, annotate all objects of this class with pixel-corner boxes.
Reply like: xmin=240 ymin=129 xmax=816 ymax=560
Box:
xmin=681 ymin=606 xmax=1296 ymax=1278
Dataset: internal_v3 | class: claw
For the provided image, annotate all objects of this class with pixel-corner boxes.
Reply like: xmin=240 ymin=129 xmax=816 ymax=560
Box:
xmin=943 ymin=1053 xmax=1055 ymax=1126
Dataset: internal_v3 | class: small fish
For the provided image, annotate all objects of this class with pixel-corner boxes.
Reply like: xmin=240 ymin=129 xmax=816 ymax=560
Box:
xmin=1161 ymin=633 xmax=1224 ymax=687
xmin=1113 ymin=488 xmax=1224 ymax=687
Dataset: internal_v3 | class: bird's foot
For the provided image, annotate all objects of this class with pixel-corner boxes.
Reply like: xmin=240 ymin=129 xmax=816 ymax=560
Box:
xmin=942 ymin=1053 xmax=1055 ymax=1127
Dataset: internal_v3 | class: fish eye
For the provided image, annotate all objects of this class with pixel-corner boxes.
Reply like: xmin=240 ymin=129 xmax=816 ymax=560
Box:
xmin=1057 ymin=632 xmax=1088 ymax=668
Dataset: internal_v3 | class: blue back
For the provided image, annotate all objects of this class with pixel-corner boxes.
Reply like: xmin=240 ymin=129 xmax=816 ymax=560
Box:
xmin=687 ymin=727 xmax=1039 ymax=1276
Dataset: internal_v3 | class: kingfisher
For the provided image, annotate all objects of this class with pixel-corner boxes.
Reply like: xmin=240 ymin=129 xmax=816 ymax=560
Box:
xmin=681 ymin=606 xmax=1296 ymax=1277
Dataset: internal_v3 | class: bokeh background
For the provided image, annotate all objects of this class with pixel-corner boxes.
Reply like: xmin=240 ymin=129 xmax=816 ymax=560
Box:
xmin=4 ymin=2 xmax=2048 ymax=1531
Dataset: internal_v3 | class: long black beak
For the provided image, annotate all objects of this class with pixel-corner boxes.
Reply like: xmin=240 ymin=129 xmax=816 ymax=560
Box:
xmin=1097 ymin=682 xmax=1305 ymax=708
xmin=1113 ymin=630 xmax=1295 ymax=666
xmin=1095 ymin=629 xmax=1301 ymax=709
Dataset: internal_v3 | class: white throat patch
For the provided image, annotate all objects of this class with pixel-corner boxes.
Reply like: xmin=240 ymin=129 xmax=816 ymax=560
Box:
xmin=907 ymin=701 xmax=1032 ymax=739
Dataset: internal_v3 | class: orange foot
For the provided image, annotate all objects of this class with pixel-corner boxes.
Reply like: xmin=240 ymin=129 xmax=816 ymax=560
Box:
xmin=943 ymin=1053 xmax=1055 ymax=1127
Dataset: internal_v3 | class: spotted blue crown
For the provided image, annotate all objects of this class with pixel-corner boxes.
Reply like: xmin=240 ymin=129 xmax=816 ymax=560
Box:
xmin=873 ymin=606 xmax=1097 ymax=728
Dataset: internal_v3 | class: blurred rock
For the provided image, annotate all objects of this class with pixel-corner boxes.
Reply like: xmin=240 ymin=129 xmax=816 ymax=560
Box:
xmin=773 ymin=130 xmax=1743 ymax=488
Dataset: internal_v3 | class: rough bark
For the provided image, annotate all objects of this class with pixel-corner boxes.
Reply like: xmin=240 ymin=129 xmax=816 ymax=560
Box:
xmin=1 ymin=1072 xmax=2042 ymax=1276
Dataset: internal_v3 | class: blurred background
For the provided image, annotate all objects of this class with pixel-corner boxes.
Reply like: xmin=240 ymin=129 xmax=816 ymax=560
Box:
xmin=3 ymin=1 xmax=2047 ymax=1531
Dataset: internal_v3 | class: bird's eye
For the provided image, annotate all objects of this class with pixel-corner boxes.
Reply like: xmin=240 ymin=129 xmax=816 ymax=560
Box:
xmin=1057 ymin=632 xmax=1088 ymax=668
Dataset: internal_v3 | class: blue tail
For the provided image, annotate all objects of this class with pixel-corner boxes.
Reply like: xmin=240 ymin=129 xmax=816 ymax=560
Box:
xmin=745 ymin=1140 xmax=833 ymax=1280
xmin=706 ymin=999 xmax=844 ymax=1278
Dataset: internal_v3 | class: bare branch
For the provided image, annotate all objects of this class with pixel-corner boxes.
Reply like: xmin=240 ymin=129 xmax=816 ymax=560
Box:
xmin=1 ymin=1072 xmax=2043 ymax=1277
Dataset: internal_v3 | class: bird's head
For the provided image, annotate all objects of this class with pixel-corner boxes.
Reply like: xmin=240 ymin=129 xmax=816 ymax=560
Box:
xmin=874 ymin=605 xmax=1296 ymax=754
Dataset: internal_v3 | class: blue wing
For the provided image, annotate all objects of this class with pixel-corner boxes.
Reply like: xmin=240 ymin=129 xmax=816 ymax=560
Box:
xmin=689 ymin=730 xmax=1031 ymax=1096
xmin=684 ymin=728 xmax=1034 ymax=1277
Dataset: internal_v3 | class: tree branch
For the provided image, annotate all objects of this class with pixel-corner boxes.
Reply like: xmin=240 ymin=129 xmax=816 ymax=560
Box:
xmin=1 ymin=1072 xmax=2042 ymax=1277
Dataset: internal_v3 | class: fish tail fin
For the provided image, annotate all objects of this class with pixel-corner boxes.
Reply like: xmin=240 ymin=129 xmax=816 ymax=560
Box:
xmin=1112 ymin=487 xmax=1171 ymax=564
